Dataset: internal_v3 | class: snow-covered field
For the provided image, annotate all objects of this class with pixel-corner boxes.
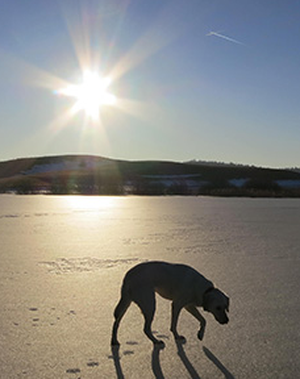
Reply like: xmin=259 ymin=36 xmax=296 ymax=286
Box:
xmin=0 ymin=195 xmax=300 ymax=378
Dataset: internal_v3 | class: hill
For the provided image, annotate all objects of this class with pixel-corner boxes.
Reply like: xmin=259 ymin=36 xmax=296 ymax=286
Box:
xmin=1 ymin=155 xmax=300 ymax=197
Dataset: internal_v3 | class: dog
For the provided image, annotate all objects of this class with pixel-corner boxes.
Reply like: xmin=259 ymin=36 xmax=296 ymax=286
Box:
xmin=111 ymin=261 xmax=229 ymax=347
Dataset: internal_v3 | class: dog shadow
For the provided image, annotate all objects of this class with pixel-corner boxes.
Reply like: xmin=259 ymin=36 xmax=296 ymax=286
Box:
xmin=111 ymin=342 xmax=234 ymax=379
xmin=151 ymin=344 xmax=166 ymax=379
xmin=203 ymin=346 xmax=235 ymax=379
xmin=111 ymin=345 xmax=125 ymax=379
xmin=151 ymin=340 xmax=202 ymax=379
xmin=176 ymin=340 xmax=202 ymax=379
xmin=152 ymin=342 xmax=235 ymax=379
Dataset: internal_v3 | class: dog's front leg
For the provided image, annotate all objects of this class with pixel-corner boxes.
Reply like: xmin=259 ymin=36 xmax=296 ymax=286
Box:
xmin=184 ymin=305 xmax=206 ymax=341
xmin=170 ymin=301 xmax=186 ymax=342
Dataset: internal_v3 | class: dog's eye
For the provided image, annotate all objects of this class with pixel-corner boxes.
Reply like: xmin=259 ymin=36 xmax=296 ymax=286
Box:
xmin=216 ymin=306 xmax=221 ymax=311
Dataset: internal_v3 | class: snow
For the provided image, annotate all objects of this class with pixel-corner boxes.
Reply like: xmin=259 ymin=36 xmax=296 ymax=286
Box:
xmin=1 ymin=195 xmax=300 ymax=378
xmin=276 ymin=180 xmax=300 ymax=189
xmin=22 ymin=158 xmax=111 ymax=175
xmin=228 ymin=178 xmax=249 ymax=188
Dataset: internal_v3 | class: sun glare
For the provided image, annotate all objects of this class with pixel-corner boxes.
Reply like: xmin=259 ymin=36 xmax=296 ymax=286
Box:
xmin=58 ymin=70 xmax=117 ymax=120
xmin=67 ymin=195 xmax=116 ymax=211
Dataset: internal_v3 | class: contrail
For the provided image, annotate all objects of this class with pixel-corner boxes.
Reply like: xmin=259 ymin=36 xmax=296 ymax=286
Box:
xmin=206 ymin=31 xmax=244 ymax=45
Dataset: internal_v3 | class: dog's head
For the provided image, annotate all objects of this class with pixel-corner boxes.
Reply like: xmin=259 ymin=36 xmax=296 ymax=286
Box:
xmin=203 ymin=288 xmax=229 ymax=324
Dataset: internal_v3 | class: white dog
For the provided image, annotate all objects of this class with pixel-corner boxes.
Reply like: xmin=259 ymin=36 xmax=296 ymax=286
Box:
xmin=111 ymin=261 xmax=229 ymax=347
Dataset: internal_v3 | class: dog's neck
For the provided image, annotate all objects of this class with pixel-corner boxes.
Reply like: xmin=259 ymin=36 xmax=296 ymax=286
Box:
xmin=202 ymin=286 xmax=215 ymax=310
xmin=203 ymin=286 xmax=215 ymax=296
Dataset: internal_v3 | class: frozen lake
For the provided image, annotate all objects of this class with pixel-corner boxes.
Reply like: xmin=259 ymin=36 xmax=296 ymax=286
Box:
xmin=0 ymin=194 xmax=300 ymax=378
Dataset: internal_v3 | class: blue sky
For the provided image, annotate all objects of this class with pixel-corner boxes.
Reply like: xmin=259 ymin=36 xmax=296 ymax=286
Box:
xmin=0 ymin=0 xmax=299 ymax=168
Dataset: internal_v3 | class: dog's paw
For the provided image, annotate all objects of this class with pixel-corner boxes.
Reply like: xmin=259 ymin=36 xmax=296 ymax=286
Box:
xmin=175 ymin=335 xmax=186 ymax=344
xmin=197 ymin=329 xmax=204 ymax=341
xmin=154 ymin=340 xmax=165 ymax=349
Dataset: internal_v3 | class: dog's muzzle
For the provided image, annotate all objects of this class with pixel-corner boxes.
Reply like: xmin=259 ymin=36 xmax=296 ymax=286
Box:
xmin=219 ymin=314 xmax=229 ymax=324
xmin=220 ymin=318 xmax=229 ymax=325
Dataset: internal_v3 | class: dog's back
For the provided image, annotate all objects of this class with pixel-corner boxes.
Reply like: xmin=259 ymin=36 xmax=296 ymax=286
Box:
xmin=123 ymin=261 xmax=212 ymax=302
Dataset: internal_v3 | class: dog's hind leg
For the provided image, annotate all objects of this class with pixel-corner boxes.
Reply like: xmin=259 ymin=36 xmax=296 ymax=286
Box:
xmin=111 ymin=293 xmax=131 ymax=346
xmin=132 ymin=288 xmax=164 ymax=346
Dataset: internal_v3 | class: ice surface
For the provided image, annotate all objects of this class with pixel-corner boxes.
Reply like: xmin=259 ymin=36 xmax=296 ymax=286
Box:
xmin=0 ymin=194 xmax=300 ymax=378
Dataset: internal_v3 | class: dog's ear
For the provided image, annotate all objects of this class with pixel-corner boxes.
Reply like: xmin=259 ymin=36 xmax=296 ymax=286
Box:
xmin=226 ymin=296 xmax=230 ymax=312
xmin=203 ymin=290 xmax=213 ymax=311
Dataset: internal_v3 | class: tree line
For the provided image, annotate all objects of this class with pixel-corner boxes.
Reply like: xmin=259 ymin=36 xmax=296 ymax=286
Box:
xmin=1 ymin=174 xmax=300 ymax=197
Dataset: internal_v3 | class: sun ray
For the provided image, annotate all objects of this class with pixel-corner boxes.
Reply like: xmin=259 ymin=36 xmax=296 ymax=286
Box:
xmin=108 ymin=17 xmax=178 ymax=83
xmin=107 ymin=0 xmax=186 ymax=83
xmin=113 ymin=97 xmax=159 ymax=121
xmin=60 ymin=1 xmax=93 ymax=73
xmin=0 ymin=48 xmax=70 ymax=91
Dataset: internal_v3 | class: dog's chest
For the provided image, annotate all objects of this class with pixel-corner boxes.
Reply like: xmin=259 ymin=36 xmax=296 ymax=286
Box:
xmin=154 ymin=286 xmax=174 ymax=300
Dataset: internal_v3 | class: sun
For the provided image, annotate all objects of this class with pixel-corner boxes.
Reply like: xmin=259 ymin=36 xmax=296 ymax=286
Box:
xmin=58 ymin=70 xmax=117 ymax=120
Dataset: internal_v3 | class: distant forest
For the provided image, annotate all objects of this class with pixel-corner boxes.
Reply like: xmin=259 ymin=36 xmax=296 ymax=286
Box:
xmin=1 ymin=155 xmax=300 ymax=197
xmin=5 ymin=175 xmax=300 ymax=198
